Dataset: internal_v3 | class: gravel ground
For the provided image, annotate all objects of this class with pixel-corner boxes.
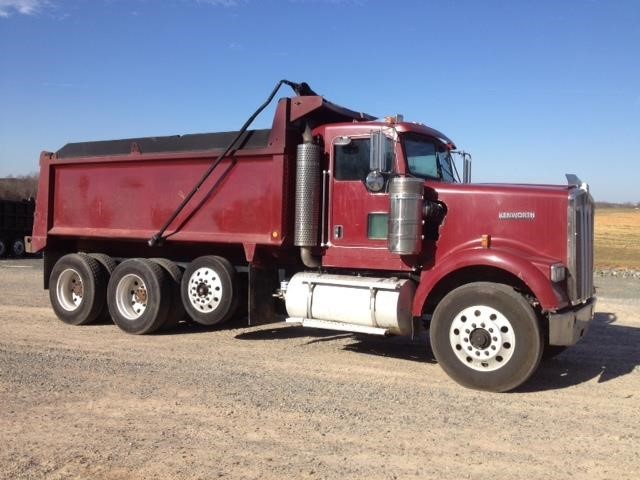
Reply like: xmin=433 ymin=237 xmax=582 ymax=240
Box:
xmin=0 ymin=259 xmax=639 ymax=480
xmin=596 ymin=268 xmax=640 ymax=280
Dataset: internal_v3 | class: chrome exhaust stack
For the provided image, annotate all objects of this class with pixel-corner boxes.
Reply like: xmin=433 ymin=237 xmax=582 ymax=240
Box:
xmin=294 ymin=125 xmax=322 ymax=268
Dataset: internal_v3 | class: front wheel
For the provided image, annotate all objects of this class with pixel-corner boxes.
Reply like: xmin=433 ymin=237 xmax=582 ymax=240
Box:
xmin=430 ymin=282 xmax=543 ymax=392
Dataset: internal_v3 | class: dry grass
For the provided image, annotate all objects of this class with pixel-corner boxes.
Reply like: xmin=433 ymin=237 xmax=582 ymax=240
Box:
xmin=595 ymin=208 xmax=640 ymax=269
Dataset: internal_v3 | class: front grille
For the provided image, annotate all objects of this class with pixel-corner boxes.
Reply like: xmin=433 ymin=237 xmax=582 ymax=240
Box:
xmin=567 ymin=188 xmax=595 ymax=304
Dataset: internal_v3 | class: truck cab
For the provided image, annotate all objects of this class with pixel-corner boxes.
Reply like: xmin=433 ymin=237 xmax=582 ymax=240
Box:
xmin=319 ymin=120 xmax=455 ymax=272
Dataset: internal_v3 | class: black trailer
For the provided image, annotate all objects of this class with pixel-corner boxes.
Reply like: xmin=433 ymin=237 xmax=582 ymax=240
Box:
xmin=0 ymin=199 xmax=35 ymax=257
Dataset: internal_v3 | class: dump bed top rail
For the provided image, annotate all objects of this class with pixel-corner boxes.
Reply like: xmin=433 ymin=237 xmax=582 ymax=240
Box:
xmin=56 ymin=129 xmax=271 ymax=159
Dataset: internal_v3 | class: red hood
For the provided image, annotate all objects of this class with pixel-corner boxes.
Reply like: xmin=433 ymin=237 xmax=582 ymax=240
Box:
xmin=427 ymin=181 xmax=571 ymax=264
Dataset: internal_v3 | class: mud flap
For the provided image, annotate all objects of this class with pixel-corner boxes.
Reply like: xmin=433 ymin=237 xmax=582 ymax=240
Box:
xmin=248 ymin=264 xmax=280 ymax=326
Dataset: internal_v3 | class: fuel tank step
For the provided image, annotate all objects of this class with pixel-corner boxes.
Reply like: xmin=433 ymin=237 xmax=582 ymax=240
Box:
xmin=285 ymin=317 xmax=390 ymax=336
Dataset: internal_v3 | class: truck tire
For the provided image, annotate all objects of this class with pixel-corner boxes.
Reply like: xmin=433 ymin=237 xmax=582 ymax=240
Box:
xmin=11 ymin=238 xmax=26 ymax=257
xmin=88 ymin=253 xmax=118 ymax=322
xmin=429 ymin=282 xmax=543 ymax=392
xmin=149 ymin=258 xmax=186 ymax=330
xmin=107 ymin=258 xmax=171 ymax=335
xmin=88 ymin=253 xmax=117 ymax=275
xmin=49 ymin=253 xmax=108 ymax=325
xmin=181 ymin=255 xmax=239 ymax=326
xmin=0 ymin=239 xmax=6 ymax=258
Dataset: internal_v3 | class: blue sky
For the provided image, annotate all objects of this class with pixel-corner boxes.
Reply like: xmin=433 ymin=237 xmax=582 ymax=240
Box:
xmin=0 ymin=0 xmax=638 ymax=202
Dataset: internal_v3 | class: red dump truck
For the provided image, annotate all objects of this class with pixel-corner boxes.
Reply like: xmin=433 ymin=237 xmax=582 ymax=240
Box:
xmin=29 ymin=81 xmax=595 ymax=391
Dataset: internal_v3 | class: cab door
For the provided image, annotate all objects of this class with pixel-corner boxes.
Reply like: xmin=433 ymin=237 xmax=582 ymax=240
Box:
xmin=322 ymin=131 xmax=412 ymax=271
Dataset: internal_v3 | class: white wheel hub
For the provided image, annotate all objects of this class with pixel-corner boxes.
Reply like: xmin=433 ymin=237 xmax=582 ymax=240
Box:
xmin=449 ymin=305 xmax=516 ymax=372
xmin=56 ymin=268 xmax=84 ymax=311
xmin=115 ymin=274 xmax=148 ymax=320
xmin=188 ymin=267 xmax=223 ymax=313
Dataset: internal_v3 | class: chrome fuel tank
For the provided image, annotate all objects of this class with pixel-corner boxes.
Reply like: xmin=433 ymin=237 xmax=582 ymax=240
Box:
xmin=285 ymin=272 xmax=416 ymax=335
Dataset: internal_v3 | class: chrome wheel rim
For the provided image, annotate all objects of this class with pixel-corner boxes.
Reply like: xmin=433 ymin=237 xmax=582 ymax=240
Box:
xmin=449 ymin=305 xmax=516 ymax=372
xmin=56 ymin=268 xmax=83 ymax=311
xmin=115 ymin=274 xmax=148 ymax=320
xmin=188 ymin=267 xmax=223 ymax=313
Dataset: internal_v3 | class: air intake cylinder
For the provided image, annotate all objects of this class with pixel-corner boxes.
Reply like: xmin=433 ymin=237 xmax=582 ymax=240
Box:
xmin=294 ymin=142 xmax=322 ymax=246
xmin=388 ymin=176 xmax=424 ymax=255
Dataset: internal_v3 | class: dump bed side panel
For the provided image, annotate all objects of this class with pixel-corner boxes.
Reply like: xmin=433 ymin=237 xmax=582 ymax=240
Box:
xmin=39 ymin=151 xmax=289 ymax=249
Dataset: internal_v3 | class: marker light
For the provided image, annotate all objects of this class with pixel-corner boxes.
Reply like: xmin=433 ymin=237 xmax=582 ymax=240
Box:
xmin=550 ymin=263 xmax=566 ymax=282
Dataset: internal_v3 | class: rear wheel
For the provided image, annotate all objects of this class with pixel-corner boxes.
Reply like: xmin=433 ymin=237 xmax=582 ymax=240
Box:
xmin=11 ymin=238 xmax=25 ymax=257
xmin=181 ymin=255 xmax=238 ymax=326
xmin=0 ymin=239 xmax=6 ymax=257
xmin=88 ymin=253 xmax=117 ymax=275
xmin=149 ymin=258 xmax=185 ymax=330
xmin=430 ymin=282 xmax=543 ymax=392
xmin=107 ymin=258 xmax=171 ymax=335
xmin=49 ymin=253 xmax=108 ymax=325
xmin=88 ymin=253 xmax=118 ymax=322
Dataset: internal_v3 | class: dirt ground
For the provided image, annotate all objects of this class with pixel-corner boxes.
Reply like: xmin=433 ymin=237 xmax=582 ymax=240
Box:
xmin=1 ymin=259 xmax=638 ymax=480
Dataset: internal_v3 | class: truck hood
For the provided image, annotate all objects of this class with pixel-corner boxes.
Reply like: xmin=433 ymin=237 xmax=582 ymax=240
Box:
xmin=429 ymin=181 xmax=572 ymax=264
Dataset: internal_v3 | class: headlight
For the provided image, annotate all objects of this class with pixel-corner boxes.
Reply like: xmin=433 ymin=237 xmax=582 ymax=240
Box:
xmin=550 ymin=263 xmax=566 ymax=282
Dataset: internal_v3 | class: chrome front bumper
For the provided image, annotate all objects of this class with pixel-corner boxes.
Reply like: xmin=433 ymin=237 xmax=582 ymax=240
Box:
xmin=548 ymin=297 xmax=596 ymax=346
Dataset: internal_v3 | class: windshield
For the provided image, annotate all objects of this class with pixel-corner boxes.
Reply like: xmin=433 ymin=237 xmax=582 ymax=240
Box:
xmin=403 ymin=133 xmax=457 ymax=182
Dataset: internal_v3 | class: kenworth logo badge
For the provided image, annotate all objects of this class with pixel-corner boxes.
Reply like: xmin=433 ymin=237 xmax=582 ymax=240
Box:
xmin=499 ymin=211 xmax=536 ymax=220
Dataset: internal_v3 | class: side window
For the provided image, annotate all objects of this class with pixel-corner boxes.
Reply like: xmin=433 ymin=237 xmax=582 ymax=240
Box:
xmin=335 ymin=136 xmax=394 ymax=181
xmin=335 ymin=138 xmax=371 ymax=180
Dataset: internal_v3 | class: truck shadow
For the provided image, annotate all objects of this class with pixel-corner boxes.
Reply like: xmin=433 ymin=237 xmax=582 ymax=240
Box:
xmin=235 ymin=325 xmax=351 ymax=342
xmin=155 ymin=314 xmax=256 ymax=335
xmin=235 ymin=325 xmax=436 ymax=364
xmin=516 ymin=311 xmax=640 ymax=392
xmin=342 ymin=333 xmax=437 ymax=364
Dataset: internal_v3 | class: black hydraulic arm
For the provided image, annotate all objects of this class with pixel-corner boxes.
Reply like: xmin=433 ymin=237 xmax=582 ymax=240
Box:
xmin=148 ymin=80 xmax=316 ymax=247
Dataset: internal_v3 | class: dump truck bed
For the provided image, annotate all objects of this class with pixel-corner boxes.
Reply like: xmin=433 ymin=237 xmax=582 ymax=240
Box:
xmin=30 ymin=95 xmax=375 ymax=256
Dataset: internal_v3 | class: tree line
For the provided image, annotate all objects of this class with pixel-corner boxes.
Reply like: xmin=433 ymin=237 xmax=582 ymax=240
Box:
xmin=0 ymin=174 xmax=39 ymax=201
xmin=595 ymin=201 xmax=640 ymax=209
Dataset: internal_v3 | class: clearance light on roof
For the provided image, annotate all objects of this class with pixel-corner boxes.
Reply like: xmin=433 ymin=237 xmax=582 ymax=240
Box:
xmin=385 ymin=114 xmax=404 ymax=125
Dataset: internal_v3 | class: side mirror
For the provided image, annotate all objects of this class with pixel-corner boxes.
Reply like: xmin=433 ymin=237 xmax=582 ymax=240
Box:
xmin=462 ymin=153 xmax=472 ymax=183
xmin=370 ymin=130 xmax=389 ymax=173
